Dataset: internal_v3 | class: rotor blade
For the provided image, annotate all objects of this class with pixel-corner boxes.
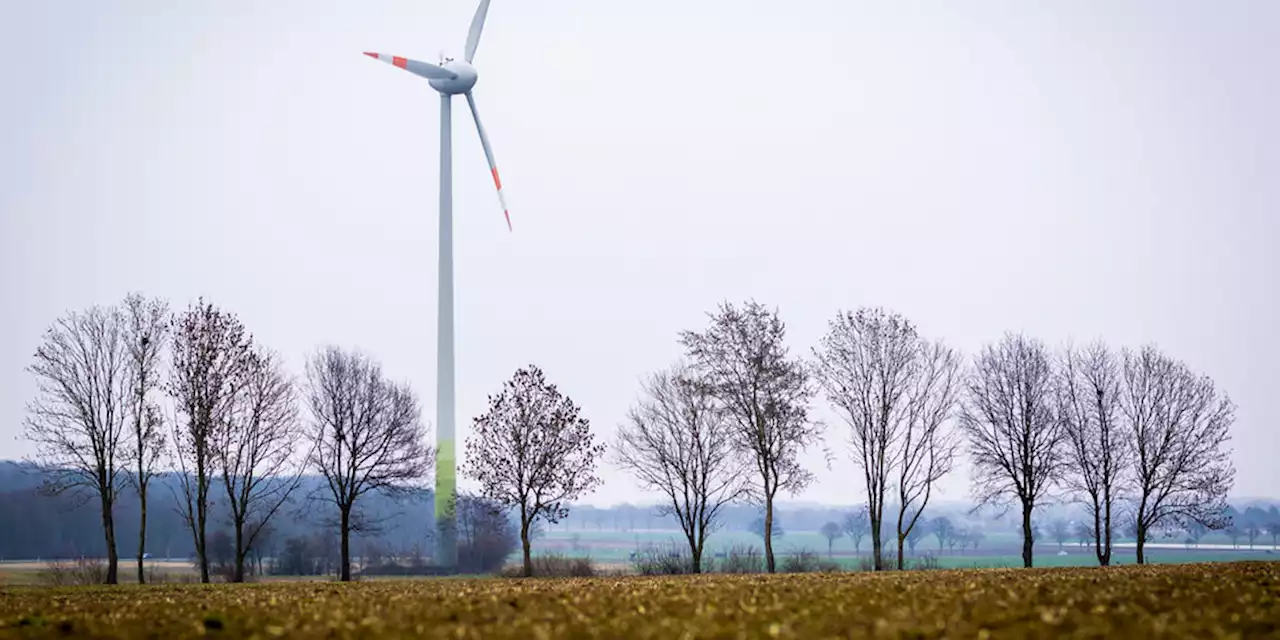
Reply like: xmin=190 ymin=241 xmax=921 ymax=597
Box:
xmin=363 ymin=52 xmax=457 ymax=81
xmin=464 ymin=0 xmax=491 ymax=63
xmin=465 ymin=92 xmax=511 ymax=231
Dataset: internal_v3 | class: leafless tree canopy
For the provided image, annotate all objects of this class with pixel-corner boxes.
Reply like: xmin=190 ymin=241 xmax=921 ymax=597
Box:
xmin=959 ymin=332 xmax=1065 ymax=568
xmin=24 ymin=304 xmax=132 ymax=584
xmin=304 ymin=345 xmax=432 ymax=581
xmin=167 ymin=299 xmax=255 ymax=583
xmin=465 ymin=365 xmax=604 ymax=577
xmin=218 ymin=348 xmax=304 ymax=582
xmin=1121 ymin=344 xmax=1235 ymax=564
xmin=812 ymin=308 xmax=960 ymax=571
xmin=679 ymin=300 xmax=817 ymax=573
xmin=1057 ymin=341 xmax=1126 ymax=566
xmin=614 ymin=362 xmax=748 ymax=573
xmin=122 ymin=292 xmax=168 ymax=584
xmin=893 ymin=338 xmax=961 ymax=569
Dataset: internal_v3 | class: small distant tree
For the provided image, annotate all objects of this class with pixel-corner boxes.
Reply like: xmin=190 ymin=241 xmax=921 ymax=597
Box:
xmin=1185 ymin=520 xmax=1208 ymax=548
xmin=1075 ymin=522 xmax=1092 ymax=548
xmin=843 ymin=507 xmax=870 ymax=555
xmin=303 ymin=346 xmax=433 ymax=582
xmin=932 ymin=517 xmax=953 ymax=553
xmin=959 ymin=333 xmax=1065 ymax=568
xmin=1122 ymin=345 xmax=1235 ymax=565
xmin=967 ymin=530 xmax=985 ymax=551
xmin=1245 ymin=523 xmax=1261 ymax=549
xmin=820 ymin=521 xmax=841 ymax=557
xmin=613 ymin=363 xmax=747 ymax=573
xmin=680 ymin=300 xmax=818 ymax=574
xmin=465 ymin=365 xmax=604 ymax=577
xmin=1048 ymin=519 xmax=1070 ymax=550
xmin=24 ymin=303 xmax=132 ymax=584
xmin=453 ymin=494 xmax=519 ymax=575
xmin=749 ymin=514 xmax=784 ymax=541
xmin=1225 ymin=526 xmax=1243 ymax=548
xmin=905 ymin=522 xmax=926 ymax=554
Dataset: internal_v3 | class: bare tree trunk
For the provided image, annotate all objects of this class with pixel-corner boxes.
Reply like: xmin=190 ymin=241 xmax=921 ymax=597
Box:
xmin=137 ymin=483 xmax=147 ymax=583
xmin=869 ymin=507 xmax=883 ymax=571
xmin=339 ymin=507 xmax=352 ymax=582
xmin=1092 ymin=507 xmax=1107 ymax=567
xmin=1102 ymin=498 xmax=1113 ymax=566
xmin=197 ymin=479 xmax=210 ymax=583
xmin=896 ymin=533 xmax=906 ymax=571
xmin=1135 ymin=518 xmax=1148 ymax=565
xmin=1021 ymin=502 xmax=1034 ymax=568
xmin=520 ymin=513 xmax=533 ymax=577
xmin=101 ymin=492 xmax=119 ymax=584
xmin=693 ymin=534 xmax=705 ymax=574
xmin=233 ymin=523 xmax=246 ymax=583
xmin=763 ymin=494 xmax=776 ymax=574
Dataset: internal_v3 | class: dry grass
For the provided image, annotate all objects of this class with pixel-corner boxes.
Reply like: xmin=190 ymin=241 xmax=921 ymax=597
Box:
xmin=0 ymin=561 xmax=1277 ymax=638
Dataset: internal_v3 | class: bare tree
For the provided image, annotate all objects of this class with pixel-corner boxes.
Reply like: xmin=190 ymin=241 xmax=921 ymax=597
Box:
xmin=122 ymin=293 xmax=168 ymax=584
xmin=843 ymin=506 xmax=870 ymax=555
xmin=304 ymin=346 xmax=432 ymax=581
xmin=217 ymin=348 xmax=304 ymax=582
xmin=465 ymin=365 xmax=604 ymax=577
xmin=892 ymin=339 xmax=961 ymax=570
xmin=24 ymin=304 xmax=131 ymax=584
xmin=613 ymin=363 xmax=747 ymax=573
xmin=680 ymin=300 xmax=818 ymax=573
xmin=812 ymin=308 xmax=960 ymax=571
xmin=812 ymin=308 xmax=910 ymax=571
xmin=959 ymin=332 xmax=1065 ymax=568
xmin=1057 ymin=341 xmax=1125 ymax=566
xmin=820 ymin=521 xmax=842 ymax=558
xmin=168 ymin=299 xmax=255 ymax=583
xmin=1121 ymin=345 xmax=1235 ymax=565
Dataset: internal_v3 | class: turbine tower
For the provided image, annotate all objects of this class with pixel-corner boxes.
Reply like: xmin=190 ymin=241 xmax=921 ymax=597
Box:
xmin=364 ymin=0 xmax=509 ymax=570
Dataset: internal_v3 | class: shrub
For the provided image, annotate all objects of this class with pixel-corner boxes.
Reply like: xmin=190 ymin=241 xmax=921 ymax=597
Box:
xmin=502 ymin=553 xmax=597 ymax=578
xmin=37 ymin=557 xmax=107 ymax=586
xmin=631 ymin=544 xmax=699 ymax=576
xmin=781 ymin=549 xmax=841 ymax=574
xmin=909 ymin=553 xmax=942 ymax=571
xmin=719 ymin=544 xmax=764 ymax=574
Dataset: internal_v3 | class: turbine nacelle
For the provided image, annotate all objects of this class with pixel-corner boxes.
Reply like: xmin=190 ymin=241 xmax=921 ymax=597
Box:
xmin=430 ymin=60 xmax=478 ymax=95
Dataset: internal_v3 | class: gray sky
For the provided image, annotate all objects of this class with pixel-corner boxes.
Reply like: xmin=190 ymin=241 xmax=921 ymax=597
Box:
xmin=2 ymin=1 xmax=1277 ymax=507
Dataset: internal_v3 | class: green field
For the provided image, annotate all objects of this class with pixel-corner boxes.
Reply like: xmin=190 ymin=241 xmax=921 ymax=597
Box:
xmin=2 ymin=562 xmax=1277 ymax=638
xmin=531 ymin=529 xmax=1280 ymax=569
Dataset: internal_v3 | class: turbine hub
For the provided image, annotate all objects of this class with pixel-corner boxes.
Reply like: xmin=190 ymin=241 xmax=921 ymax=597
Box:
xmin=430 ymin=60 xmax=478 ymax=95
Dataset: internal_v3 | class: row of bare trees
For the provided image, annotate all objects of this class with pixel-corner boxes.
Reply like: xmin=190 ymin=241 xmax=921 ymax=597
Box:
xmin=967 ymin=336 xmax=1235 ymax=567
xmin=613 ymin=300 xmax=1235 ymax=573
xmin=24 ymin=295 xmax=434 ymax=584
xmin=24 ymin=294 xmax=615 ymax=583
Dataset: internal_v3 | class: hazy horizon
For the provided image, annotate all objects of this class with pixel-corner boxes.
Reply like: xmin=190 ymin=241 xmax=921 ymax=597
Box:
xmin=2 ymin=1 xmax=1277 ymax=508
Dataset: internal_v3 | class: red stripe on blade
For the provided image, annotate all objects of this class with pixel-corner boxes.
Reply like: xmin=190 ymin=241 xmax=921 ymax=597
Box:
xmin=504 ymin=211 xmax=511 ymax=231
xmin=363 ymin=52 xmax=378 ymax=59
xmin=491 ymin=168 xmax=503 ymax=190
xmin=393 ymin=56 xmax=407 ymax=68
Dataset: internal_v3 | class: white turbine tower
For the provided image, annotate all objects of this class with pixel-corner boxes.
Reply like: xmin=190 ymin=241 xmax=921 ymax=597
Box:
xmin=364 ymin=0 xmax=510 ymax=570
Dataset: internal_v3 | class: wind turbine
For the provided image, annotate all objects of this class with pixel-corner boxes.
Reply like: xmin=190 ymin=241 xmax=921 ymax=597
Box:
xmin=364 ymin=0 xmax=509 ymax=570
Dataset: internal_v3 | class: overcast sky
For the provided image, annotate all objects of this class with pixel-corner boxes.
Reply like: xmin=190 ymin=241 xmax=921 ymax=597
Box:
xmin=2 ymin=1 xmax=1276 ymax=507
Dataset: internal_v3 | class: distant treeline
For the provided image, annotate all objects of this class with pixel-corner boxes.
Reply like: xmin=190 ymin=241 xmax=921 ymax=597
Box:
xmin=6 ymin=461 xmax=1275 ymax=561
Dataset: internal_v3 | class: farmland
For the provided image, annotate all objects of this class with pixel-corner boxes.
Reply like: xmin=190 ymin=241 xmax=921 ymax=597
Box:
xmin=2 ymin=562 xmax=1278 ymax=639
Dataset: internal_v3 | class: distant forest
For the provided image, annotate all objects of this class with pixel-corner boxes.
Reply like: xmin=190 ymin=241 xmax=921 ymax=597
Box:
xmin=3 ymin=460 xmax=1275 ymax=561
